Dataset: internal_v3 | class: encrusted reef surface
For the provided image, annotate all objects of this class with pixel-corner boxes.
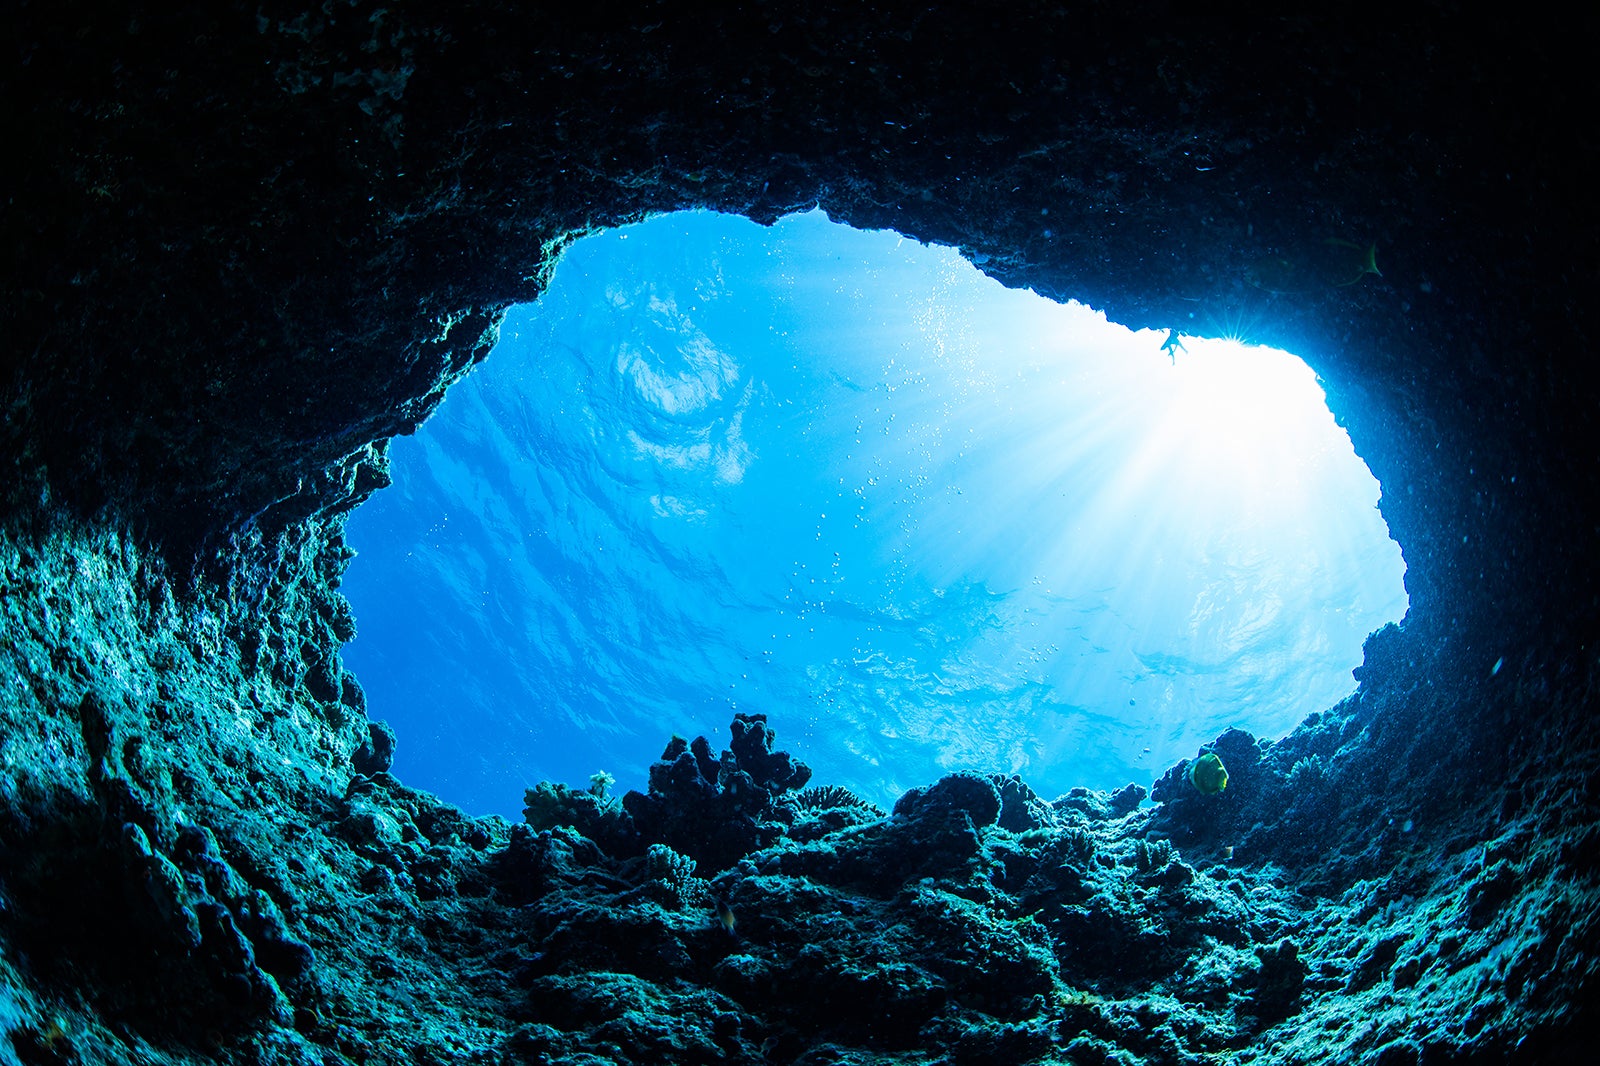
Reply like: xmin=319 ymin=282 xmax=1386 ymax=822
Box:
xmin=3 ymin=4 xmax=1597 ymax=1064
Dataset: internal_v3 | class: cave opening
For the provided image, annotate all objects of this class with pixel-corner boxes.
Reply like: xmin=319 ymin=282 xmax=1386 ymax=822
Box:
xmin=339 ymin=209 xmax=1407 ymax=817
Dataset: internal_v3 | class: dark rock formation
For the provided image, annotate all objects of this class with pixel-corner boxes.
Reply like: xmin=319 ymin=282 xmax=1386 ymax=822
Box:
xmin=2 ymin=4 xmax=1595 ymax=1063
xmin=349 ymin=719 xmax=396 ymax=776
xmin=622 ymin=713 xmax=813 ymax=873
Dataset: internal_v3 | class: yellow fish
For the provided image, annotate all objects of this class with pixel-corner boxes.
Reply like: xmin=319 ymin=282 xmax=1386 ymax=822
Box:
xmin=714 ymin=899 xmax=737 ymax=936
xmin=1188 ymin=752 xmax=1229 ymax=795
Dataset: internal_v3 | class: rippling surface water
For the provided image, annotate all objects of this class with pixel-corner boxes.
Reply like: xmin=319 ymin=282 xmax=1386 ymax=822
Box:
xmin=340 ymin=210 xmax=1408 ymax=817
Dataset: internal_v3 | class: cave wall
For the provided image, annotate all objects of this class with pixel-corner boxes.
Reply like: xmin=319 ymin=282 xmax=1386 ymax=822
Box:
xmin=3 ymin=3 xmax=1598 ymax=1063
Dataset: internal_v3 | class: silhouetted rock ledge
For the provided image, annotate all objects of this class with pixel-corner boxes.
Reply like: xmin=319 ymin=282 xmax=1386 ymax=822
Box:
xmin=3 ymin=5 xmax=1596 ymax=1064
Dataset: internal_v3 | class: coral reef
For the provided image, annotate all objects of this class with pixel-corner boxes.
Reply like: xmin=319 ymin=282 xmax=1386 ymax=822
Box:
xmin=615 ymin=713 xmax=812 ymax=871
xmin=2 ymin=516 xmax=1595 ymax=1061
xmin=486 ymin=719 xmax=1339 ymax=1061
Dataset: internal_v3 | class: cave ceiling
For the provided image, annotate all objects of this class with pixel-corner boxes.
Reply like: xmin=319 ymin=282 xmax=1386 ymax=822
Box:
xmin=4 ymin=5 xmax=1595 ymax=652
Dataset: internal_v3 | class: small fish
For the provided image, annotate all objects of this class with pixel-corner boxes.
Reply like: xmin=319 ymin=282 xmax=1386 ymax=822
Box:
xmin=1222 ymin=845 xmax=1235 ymax=860
xmin=1187 ymin=752 xmax=1229 ymax=796
xmin=714 ymin=898 xmax=737 ymax=936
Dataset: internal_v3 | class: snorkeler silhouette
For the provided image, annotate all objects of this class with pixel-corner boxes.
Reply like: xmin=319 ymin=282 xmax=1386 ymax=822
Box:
xmin=1160 ymin=329 xmax=1187 ymax=363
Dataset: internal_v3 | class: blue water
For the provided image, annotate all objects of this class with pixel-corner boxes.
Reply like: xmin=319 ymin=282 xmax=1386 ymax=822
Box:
xmin=340 ymin=209 xmax=1408 ymax=818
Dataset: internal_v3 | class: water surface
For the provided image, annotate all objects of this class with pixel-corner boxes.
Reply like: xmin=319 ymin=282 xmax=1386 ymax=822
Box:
xmin=341 ymin=210 xmax=1408 ymax=816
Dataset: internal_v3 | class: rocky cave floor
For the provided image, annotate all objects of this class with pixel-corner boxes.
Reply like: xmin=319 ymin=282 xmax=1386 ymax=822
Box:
xmin=2 ymin=519 xmax=1595 ymax=1066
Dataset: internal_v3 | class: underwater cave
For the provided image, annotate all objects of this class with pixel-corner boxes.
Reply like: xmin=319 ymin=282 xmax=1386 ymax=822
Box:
xmin=2 ymin=5 xmax=1596 ymax=1065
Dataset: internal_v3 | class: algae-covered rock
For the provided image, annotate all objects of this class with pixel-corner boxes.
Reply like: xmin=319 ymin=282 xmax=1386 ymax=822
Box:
xmin=893 ymin=772 xmax=1002 ymax=828
xmin=350 ymin=719 xmax=397 ymax=776
xmin=621 ymin=713 xmax=810 ymax=872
